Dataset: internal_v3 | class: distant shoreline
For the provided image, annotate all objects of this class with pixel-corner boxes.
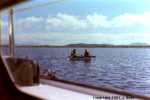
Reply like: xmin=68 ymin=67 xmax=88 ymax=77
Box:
xmin=1 ymin=45 xmax=150 ymax=48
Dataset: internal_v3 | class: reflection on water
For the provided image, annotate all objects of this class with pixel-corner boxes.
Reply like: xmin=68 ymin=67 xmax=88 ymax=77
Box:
xmin=3 ymin=47 xmax=150 ymax=96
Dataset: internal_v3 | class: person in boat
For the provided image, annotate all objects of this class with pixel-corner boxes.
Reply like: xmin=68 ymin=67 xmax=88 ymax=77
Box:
xmin=84 ymin=49 xmax=90 ymax=57
xmin=70 ymin=49 xmax=77 ymax=58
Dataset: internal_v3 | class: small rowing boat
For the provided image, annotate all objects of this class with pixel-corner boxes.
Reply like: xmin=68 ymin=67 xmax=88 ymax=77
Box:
xmin=69 ymin=56 xmax=96 ymax=61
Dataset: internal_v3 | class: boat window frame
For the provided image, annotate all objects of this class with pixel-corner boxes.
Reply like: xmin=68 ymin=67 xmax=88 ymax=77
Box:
xmin=0 ymin=1 xmax=150 ymax=100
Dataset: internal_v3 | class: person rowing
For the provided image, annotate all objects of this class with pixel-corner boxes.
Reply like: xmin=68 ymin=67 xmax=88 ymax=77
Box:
xmin=70 ymin=49 xmax=77 ymax=58
xmin=84 ymin=49 xmax=90 ymax=57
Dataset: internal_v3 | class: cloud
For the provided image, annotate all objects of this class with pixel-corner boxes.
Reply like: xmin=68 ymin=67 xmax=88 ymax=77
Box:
xmin=2 ymin=12 xmax=150 ymax=44
xmin=12 ymin=12 xmax=150 ymax=33
xmin=15 ymin=16 xmax=45 ymax=33
xmin=46 ymin=13 xmax=110 ymax=30
xmin=46 ymin=13 xmax=87 ymax=30
xmin=46 ymin=12 xmax=150 ymax=30
xmin=112 ymin=12 xmax=150 ymax=27
xmin=86 ymin=13 xmax=111 ymax=28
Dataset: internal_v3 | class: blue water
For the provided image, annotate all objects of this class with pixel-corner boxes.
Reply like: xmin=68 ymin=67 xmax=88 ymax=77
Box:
xmin=3 ymin=47 xmax=150 ymax=96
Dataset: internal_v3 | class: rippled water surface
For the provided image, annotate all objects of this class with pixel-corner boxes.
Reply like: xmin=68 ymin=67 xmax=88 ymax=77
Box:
xmin=3 ymin=47 xmax=150 ymax=96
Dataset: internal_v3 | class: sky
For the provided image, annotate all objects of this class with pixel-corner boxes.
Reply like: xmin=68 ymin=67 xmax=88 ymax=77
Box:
xmin=1 ymin=0 xmax=150 ymax=45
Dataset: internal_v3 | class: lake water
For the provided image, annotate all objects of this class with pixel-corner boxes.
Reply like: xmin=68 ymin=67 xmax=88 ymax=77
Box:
xmin=3 ymin=47 xmax=150 ymax=96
